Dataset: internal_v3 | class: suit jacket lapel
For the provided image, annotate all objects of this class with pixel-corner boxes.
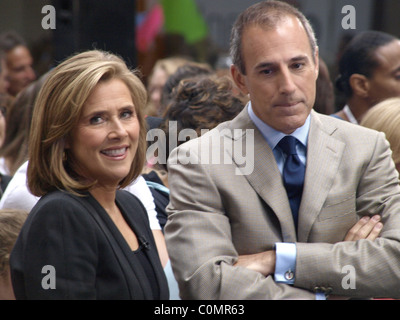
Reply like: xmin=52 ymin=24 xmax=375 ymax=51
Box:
xmin=297 ymin=111 xmax=346 ymax=242
xmin=228 ymin=108 xmax=297 ymax=242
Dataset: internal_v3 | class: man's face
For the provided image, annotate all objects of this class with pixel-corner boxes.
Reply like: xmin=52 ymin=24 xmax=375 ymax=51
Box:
xmin=366 ymin=40 xmax=400 ymax=107
xmin=6 ymin=45 xmax=36 ymax=96
xmin=0 ymin=58 xmax=9 ymax=95
xmin=231 ymin=16 xmax=319 ymax=134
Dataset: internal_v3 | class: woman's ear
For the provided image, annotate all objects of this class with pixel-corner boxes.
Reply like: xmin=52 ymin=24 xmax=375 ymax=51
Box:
xmin=64 ymin=137 xmax=70 ymax=150
xmin=349 ymin=73 xmax=370 ymax=98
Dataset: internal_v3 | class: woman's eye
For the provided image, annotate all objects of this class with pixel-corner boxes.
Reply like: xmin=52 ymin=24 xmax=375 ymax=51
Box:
xmin=121 ymin=110 xmax=134 ymax=119
xmin=90 ymin=116 xmax=104 ymax=125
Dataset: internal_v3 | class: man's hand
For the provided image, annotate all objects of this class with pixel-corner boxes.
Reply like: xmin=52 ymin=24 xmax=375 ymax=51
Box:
xmin=234 ymin=250 xmax=276 ymax=277
xmin=234 ymin=215 xmax=383 ymax=279
xmin=344 ymin=215 xmax=383 ymax=241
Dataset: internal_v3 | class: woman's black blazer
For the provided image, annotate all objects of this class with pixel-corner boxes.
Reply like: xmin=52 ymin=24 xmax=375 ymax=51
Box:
xmin=10 ymin=189 xmax=169 ymax=300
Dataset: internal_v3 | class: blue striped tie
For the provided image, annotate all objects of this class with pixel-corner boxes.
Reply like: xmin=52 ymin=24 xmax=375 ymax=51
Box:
xmin=278 ymin=136 xmax=305 ymax=227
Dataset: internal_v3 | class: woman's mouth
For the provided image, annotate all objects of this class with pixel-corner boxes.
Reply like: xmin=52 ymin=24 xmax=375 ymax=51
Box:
xmin=100 ymin=146 xmax=128 ymax=158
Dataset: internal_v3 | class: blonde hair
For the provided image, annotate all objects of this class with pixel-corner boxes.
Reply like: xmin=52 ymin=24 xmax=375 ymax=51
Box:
xmin=361 ymin=97 xmax=400 ymax=167
xmin=28 ymin=50 xmax=147 ymax=196
xmin=0 ymin=209 xmax=28 ymax=279
xmin=150 ymin=57 xmax=191 ymax=80
xmin=145 ymin=56 xmax=192 ymax=116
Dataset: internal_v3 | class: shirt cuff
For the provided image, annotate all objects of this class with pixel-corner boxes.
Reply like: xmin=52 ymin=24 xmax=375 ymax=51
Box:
xmin=274 ymin=242 xmax=296 ymax=284
xmin=315 ymin=292 xmax=326 ymax=300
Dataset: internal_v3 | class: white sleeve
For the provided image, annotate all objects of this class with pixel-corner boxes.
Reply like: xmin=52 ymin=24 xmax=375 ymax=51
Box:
xmin=0 ymin=161 xmax=40 ymax=211
xmin=123 ymin=175 xmax=161 ymax=230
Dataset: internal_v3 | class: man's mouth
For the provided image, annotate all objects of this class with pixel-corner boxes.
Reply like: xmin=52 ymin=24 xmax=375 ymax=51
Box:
xmin=275 ymin=101 xmax=301 ymax=107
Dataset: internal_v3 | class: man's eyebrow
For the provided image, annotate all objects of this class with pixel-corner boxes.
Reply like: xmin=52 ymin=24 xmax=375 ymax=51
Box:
xmin=255 ymin=55 xmax=310 ymax=70
xmin=291 ymin=55 xmax=309 ymax=61
xmin=255 ymin=61 xmax=275 ymax=71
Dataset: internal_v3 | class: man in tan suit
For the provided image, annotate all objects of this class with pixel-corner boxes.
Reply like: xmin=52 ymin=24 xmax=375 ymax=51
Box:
xmin=164 ymin=1 xmax=400 ymax=299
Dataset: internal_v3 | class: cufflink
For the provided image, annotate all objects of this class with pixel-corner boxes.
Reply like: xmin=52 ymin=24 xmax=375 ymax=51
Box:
xmin=285 ymin=269 xmax=294 ymax=281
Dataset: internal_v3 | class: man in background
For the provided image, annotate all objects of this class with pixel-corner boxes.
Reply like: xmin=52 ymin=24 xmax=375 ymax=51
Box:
xmin=0 ymin=31 xmax=36 ymax=97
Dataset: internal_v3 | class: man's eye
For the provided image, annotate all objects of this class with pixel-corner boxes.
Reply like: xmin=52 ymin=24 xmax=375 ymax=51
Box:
xmin=261 ymin=69 xmax=273 ymax=75
xmin=292 ymin=63 xmax=304 ymax=70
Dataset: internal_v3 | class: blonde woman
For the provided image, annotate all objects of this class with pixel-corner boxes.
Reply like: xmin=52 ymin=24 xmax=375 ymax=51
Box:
xmin=361 ymin=97 xmax=400 ymax=173
xmin=0 ymin=209 xmax=27 ymax=300
xmin=10 ymin=50 xmax=169 ymax=299
xmin=145 ymin=56 xmax=191 ymax=116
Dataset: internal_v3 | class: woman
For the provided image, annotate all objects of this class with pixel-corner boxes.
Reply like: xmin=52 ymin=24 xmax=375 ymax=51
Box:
xmin=0 ymin=209 xmax=27 ymax=300
xmin=0 ymin=73 xmax=48 ymax=176
xmin=360 ymin=97 xmax=400 ymax=174
xmin=10 ymin=50 xmax=169 ymax=299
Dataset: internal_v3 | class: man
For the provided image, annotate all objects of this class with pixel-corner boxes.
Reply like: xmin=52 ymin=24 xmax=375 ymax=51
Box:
xmin=0 ymin=31 xmax=36 ymax=97
xmin=333 ymin=31 xmax=400 ymax=124
xmin=164 ymin=1 xmax=400 ymax=299
xmin=0 ymin=51 xmax=10 ymax=95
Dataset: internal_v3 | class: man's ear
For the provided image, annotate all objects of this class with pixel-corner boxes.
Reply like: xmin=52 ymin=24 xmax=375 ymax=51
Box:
xmin=230 ymin=64 xmax=249 ymax=95
xmin=314 ymin=47 xmax=320 ymax=79
xmin=349 ymin=74 xmax=369 ymax=98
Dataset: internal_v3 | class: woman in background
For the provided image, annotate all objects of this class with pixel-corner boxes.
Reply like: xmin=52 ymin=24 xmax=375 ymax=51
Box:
xmin=0 ymin=209 xmax=27 ymax=300
xmin=360 ymin=97 xmax=400 ymax=174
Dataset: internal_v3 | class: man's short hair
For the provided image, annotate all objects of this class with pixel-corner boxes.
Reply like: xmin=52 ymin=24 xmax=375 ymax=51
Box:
xmin=230 ymin=0 xmax=318 ymax=74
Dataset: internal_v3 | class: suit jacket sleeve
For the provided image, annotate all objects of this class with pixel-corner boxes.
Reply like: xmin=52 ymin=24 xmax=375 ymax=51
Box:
xmin=295 ymin=131 xmax=400 ymax=298
xmin=165 ymin=143 xmax=317 ymax=300
xmin=11 ymin=194 xmax=100 ymax=299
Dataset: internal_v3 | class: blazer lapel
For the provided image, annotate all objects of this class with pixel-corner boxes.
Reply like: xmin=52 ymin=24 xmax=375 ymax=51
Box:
xmin=297 ymin=111 xmax=346 ymax=242
xmin=227 ymin=108 xmax=297 ymax=242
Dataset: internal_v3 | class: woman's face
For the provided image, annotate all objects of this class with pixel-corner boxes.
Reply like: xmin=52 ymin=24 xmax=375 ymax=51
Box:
xmin=0 ymin=106 xmax=6 ymax=148
xmin=147 ymin=67 xmax=168 ymax=115
xmin=67 ymin=78 xmax=140 ymax=188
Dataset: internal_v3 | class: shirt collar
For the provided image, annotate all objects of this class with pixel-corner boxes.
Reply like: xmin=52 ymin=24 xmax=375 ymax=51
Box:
xmin=247 ymin=101 xmax=310 ymax=150
xmin=343 ymin=105 xmax=358 ymax=124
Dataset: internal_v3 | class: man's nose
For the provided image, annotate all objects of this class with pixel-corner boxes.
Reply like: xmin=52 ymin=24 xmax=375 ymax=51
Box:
xmin=278 ymin=68 xmax=296 ymax=95
xmin=25 ymin=66 xmax=36 ymax=81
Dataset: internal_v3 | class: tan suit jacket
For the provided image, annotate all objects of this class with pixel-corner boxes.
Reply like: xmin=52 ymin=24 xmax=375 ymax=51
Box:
xmin=165 ymin=108 xmax=400 ymax=299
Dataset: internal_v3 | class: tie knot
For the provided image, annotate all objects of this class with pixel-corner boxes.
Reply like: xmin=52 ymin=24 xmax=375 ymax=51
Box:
xmin=278 ymin=136 xmax=298 ymax=155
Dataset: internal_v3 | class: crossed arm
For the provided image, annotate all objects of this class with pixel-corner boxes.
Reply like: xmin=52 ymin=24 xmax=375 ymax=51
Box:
xmin=234 ymin=215 xmax=383 ymax=276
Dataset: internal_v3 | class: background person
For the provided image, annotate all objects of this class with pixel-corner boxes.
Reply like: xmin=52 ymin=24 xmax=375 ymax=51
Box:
xmin=360 ymin=97 xmax=400 ymax=173
xmin=0 ymin=73 xmax=49 ymax=176
xmin=0 ymin=209 xmax=28 ymax=300
xmin=0 ymin=50 xmax=10 ymax=95
xmin=145 ymin=74 xmax=245 ymax=230
xmin=0 ymin=31 xmax=36 ymax=97
xmin=333 ymin=30 xmax=400 ymax=124
xmin=144 ymin=56 xmax=191 ymax=117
